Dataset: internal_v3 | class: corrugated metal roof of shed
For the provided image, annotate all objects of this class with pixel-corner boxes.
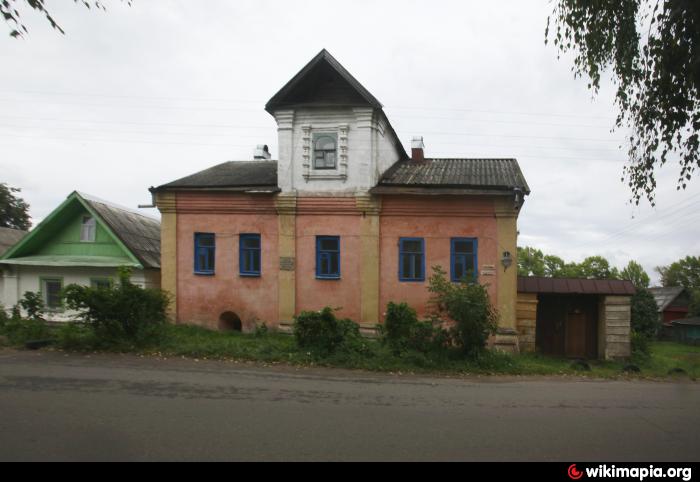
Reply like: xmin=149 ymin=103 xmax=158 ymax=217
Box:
xmin=517 ymin=276 xmax=636 ymax=295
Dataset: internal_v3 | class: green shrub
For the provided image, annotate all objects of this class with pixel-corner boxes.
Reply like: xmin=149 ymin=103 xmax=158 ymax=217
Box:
xmin=254 ymin=322 xmax=269 ymax=338
xmin=18 ymin=291 xmax=46 ymax=320
xmin=631 ymin=289 xmax=660 ymax=338
xmin=2 ymin=317 xmax=52 ymax=344
xmin=380 ymin=302 xmax=448 ymax=354
xmin=293 ymin=307 xmax=365 ymax=356
xmin=0 ymin=304 xmax=8 ymax=328
xmin=631 ymin=330 xmax=651 ymax=360
xmin=428 ymin=266 xmax=499 ymax=357
xmin=63 ymin=267 xmax=170 ymax=347
xmin=56 ymin=322 xmax=97 ymax=351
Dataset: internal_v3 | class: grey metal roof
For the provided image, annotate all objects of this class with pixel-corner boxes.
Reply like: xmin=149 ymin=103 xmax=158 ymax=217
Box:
xmin=518 ymin=276 xmax=636 ymax=295
xmin=265 ymin=49 xmax=383 ymax=113
xmin=80 ymin=193 xmax=161 ymax=269
xmin=648 ymin=286 xmax=686 ymax=312
xmin=374 ymin=158 xmax=530 ymax=193
xmin=155 ymin=161 xmax=279 ymax=191
xmin=671 ymin=317 xmax=700 ymax=326
xmin=0 ymin=227 xmax=27 ymax=256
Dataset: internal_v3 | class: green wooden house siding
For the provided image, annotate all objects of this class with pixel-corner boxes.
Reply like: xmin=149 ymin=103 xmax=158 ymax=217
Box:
xmin=0 ymin=192 xmax=143 ymax=268
xmin=35 ymin=209 xmax=126 ymax=259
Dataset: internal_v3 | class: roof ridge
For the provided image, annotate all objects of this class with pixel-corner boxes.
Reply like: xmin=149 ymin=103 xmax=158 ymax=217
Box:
xmin=76 ymin=191 xmax=160 ymax=222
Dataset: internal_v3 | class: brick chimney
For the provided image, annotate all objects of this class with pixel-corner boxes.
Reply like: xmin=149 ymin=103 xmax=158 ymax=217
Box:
xmin=411 ymin=136 xmax=425 ymax=161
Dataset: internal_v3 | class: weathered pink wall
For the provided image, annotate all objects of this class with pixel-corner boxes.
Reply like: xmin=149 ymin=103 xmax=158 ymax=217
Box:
xmin=379 ymin=196 xmax=499 ymax=320
xmin=294 ymin=197 xmax=362 ymax=322
xmin=172 ymin=193 xmax=503 ymax=329
xmin=176 ymin=193 xmax=279 ymax=330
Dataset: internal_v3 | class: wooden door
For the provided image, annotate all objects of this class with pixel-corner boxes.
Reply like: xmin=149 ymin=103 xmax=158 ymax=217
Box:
xmin=565 ymin=312 xmax=587 ymax=359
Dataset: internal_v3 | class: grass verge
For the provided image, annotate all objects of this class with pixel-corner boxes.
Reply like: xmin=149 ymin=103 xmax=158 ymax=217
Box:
xmin=8 ymin=323 xmax=694 ymax=379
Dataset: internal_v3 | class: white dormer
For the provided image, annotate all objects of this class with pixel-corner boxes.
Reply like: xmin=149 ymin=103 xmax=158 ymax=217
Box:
xmin=265 ymin=50 xmax=407 ymax=194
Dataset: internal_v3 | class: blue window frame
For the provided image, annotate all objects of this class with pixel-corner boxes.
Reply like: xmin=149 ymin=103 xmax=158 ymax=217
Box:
xmin=194 ymin=233 xmax=215 ymax=275
xmin=240 ymin=234 xmax=261 ymax=276
xmin=316 ymin=236 xmax=340 ymax=279
xmin=399 ymin=238 xmax=425 ymax=281
xmin=451 ymin=238 xmax=478 ymax=282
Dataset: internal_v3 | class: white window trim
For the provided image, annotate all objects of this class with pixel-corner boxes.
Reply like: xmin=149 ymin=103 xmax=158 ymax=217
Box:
xmin=80 ymin=216 xmax=96 ymax=243
xmin=302 ymin=124 xmax=349 ymax=182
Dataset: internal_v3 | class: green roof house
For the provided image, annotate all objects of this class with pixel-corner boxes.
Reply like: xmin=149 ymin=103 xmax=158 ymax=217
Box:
xmin=0 ymin=192 xmax=160 ymax=320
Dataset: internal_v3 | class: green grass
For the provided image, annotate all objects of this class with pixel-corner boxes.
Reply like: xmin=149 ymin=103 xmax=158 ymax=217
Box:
xmin=145 ymin=327 xmax=700 ymax=378
xmin=3 ymin=321 xmax=699 ymax=379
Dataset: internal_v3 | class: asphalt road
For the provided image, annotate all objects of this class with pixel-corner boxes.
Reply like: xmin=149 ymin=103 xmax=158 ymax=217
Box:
xmin=0 ymin=349 xmax=698 ymax=462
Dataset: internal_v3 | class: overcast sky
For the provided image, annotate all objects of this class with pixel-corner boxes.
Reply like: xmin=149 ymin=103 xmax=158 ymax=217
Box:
xmin=2 ymin=0 xmax=698 ymax=284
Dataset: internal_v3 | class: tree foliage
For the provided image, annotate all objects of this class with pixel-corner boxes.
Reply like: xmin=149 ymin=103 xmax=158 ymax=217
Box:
xmin=546 ymin=0 xmax=700 ymax=205
xmin=428 ymin=266 xmax=498 ymax=356
xmin=1 ymin=0 xmax=129 ymax=37
xmin=0 ymin=183 xmax=31 ymax=231
xmin=517 ymin=246 xmax=630 ymax=280
xmin=63 ymin=267 xmax=169 ymax=346
xmin=293 ymin=307 xmax=366 ymax=356
xmin=689 ymin=290 xmax=700 ymax=318
xmin=620 ymin=260 xmax=651 ymax=289
xmin=656 ymin=256 xmax=700 ymax=291
xmin=630 ymin=288 xmax=660 ymax=338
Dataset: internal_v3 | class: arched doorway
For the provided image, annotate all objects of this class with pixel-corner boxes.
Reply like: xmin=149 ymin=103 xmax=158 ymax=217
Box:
xmin=218 ymin=311 xmax=242 ymax=332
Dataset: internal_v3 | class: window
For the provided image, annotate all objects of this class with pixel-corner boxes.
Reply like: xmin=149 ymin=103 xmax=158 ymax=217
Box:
xmin=313 ymin=133 xmax=337 ymax=170
xmin=451 ymin=238 xmax=478 ymax=282
xmin=399 ymin=238 xmax=425 ymax=281
xmin=80 ymin=216 xmax=96 ymax=242
xmin=316 ymin=236 xmax=340 ymax=279
xmin=90 ymin=278 xmax=112 ymax=289
xmin=194 ymin=233 xmax=216 ymax=274
xmin=42 ymin=278 xmax=63 ymax=310
xmin=240 ymin=234 xmax=261 ymax=276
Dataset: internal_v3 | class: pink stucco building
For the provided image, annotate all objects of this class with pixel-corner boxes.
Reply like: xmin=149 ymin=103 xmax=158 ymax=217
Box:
xmin=152 ymin=50 xmax=530 ymax=352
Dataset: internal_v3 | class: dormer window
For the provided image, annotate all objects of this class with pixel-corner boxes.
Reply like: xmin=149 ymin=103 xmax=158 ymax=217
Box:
xmin=313 ymin=133 xmax=337 ymax=170
xmin=80 ymin=216 xmax=96 ymax=242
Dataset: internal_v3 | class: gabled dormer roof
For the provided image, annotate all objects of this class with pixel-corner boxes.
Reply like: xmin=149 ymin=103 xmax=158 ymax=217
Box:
xmin=265 ymin=49 xmax=383 ymax=113
xmin=0 ymin=192 xmax=160 ymax=269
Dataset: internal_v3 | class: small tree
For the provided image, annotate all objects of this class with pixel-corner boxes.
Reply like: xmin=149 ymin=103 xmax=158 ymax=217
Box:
xmin=18 ymin=291 xmax=45 ymax=320
xmin=631 ymin=289 xmax=659 ymax=339
xmin=428 ymin=266 xmax=498 ymax=356
xmin=621 ymin=260 xmax=651 ymax=289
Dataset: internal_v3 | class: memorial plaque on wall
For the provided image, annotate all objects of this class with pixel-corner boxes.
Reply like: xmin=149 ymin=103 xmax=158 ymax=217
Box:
xmin=280 ymin=257 xmax=296 ymax=271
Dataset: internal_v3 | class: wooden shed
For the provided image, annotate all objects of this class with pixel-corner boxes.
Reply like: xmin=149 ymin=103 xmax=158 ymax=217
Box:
xmin=516 ymin=277 xmax=635 ymax=360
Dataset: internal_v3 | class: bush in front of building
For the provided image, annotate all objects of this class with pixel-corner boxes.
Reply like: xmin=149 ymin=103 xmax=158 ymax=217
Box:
xmin=18 ymin=291 xmax=47 ymax=321
xmin=379 ymin=301 xmax=449 ymax=355
xmin=293 ymin=307 xmax=366 ymax=356
xmin=631 ymin=330 xmax=651 ymax=360
xmin=0 ymin=304 xmax=8 ymax=328
xmin=63 ymin=267 xmax=169 ymax=347
xmin=0 ymin=293 xmax=52 ymax=345
xmin=428 ymin=266 xmax=499 ymax=357
xmin=631 ymin=288 xmax=659 ymax=339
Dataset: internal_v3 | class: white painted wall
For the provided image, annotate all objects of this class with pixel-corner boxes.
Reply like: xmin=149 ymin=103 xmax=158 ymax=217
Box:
xmin=274 ymin=107 xmax=402 ymax=194
xmin=0 ymin=265 xmax=160 ymax=322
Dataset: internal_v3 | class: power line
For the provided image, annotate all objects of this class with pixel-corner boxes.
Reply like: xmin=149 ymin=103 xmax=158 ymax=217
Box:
xmin=0 ymin=123 xmax=624 ymax=152
xmin=0 ymin=88 xmax=614 ymax=121
xmin=566 ymin=193 xmax=700 ymax=250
